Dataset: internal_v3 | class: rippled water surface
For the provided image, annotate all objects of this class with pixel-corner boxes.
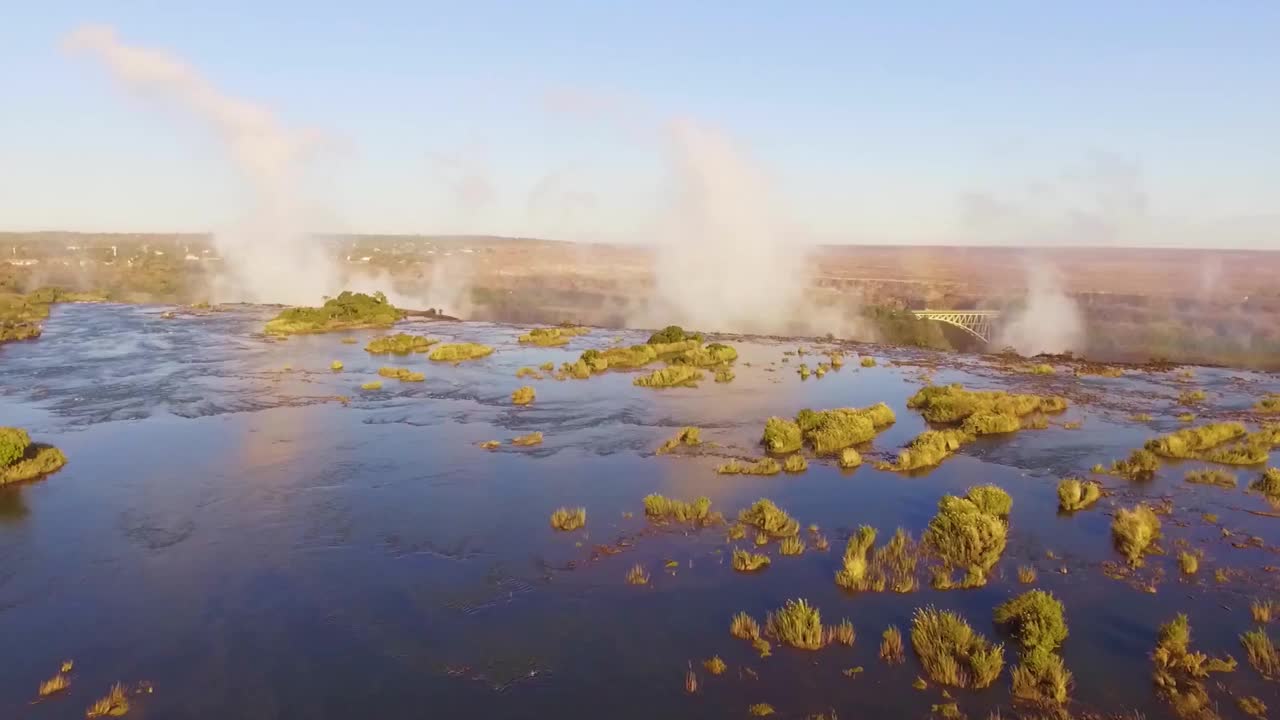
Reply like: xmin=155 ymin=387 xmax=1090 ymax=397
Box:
xmin=2 ymin=304 xmax=1278 ymax=719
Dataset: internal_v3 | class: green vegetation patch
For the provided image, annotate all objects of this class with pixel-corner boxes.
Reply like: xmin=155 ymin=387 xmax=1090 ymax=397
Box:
xmin=738 ymin=499 xmax=800 ymax=538
xmin=378 ymin=367 xmax=425 ymax=382
xmin=994 ymin=590 xmax=1068 ymax=653
xmin=924 ymin=486 xmax=1010 ymax=587
xmin=428 ymin=342 xmax=494 ymax=361
xmin=550 ymin=506 xmax=586 ymax=531
xmin=765 ymin=598 xmax=826 ymax=650
xmin=633 ymin=365 xmax=703 ymax=388
xmin=518 ymin=326 xmax=589 ymax=346
xmin=910 ymin=607 xmax=1005 ymax=689
xmin=907 ymin=384 xmax=1066 ymax=424
xmin=643 ymin=494 xmax=714 ymax=525
xmin=762 ymin=417 xmax=802 ymax=454
xmin=656 ymin=427 xmax=701 ymax=455
xmin=511 ymin=386 xmax=535 ymax=405
xmin=1112 ymin=504 xmax=1162 ymax=565
xmin=1057 ymin=478 xmax=1102 ymax=512
xmin=732 ymin=549 xmax=771 ymax=572
xmin=793 ymin=403 xmax=896 ymax=455
xmin=717 ymin=457 xmax=782 ymax=475
xmin=1153 ymin=614 xmax=1237 ymax=716
xmin=647 ymin=325 xmax=703 ymax=345
xmin=1145 ymin=422 xmax=1247 ymax=459
xmin=265 ymin=291 xmax=400 ymax=335
xmin=882 ymin=429 xmax=973 ymax=472
xmin=1184 ymin=468 xmax=1237 ymax=488
xmin=1112 ymin=448 xmax=1161 ymax=480
xmin=1250 ymin=467 xmax=1280 ymax=500
xmin=365 ymin=333 xmax=436 ymax=354
xmin=0 ymin=427 xmax=67 ymax=486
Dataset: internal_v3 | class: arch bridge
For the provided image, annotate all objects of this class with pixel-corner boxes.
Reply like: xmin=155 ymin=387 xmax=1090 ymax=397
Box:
xmin=912 ymin=309 xmax=1001 ymax=344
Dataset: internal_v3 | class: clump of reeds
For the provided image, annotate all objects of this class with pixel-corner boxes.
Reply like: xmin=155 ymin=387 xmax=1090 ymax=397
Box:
xmin=1201 ymin=442 xmax=1270 ymax=466
xmin=478 ymin=440 xmax=500 ymax=450
xmin=910 ymin=607 xmax=1005 ymax=689
xmin=1238 ymin=696 xmax=1268 ymax=719
xmin=626 ymin=563 xmax=650 ymax=585
xmin=1241 ymin=628 xmax=1277 ymax=679
xmin=1010 ymin=648 xmax=1072 ymax=705
xmin=738 ymin=499 xmax=800 ymax=538
xmin=550 ymin=507 xmax=586 ymax=531
xmin=511 ymin=431 xmax=543 ymax=446
xmin=330 ymin=360 xmax=343 ymax=371
xmin=716 ymin=457 xmax=782 ymax=475
xmin=732 ymin=548 xmax=771 ymax=572
xmin=703 ymin=656 xmax=726 ymax=675
xmin=714 ymin=367 xmax=735 ymax=383
xmin=1131 ymin=412 xmax=1153 ymax=422
xmin=880 ymin=626 xmax=905 ymax=663
xmin=835 ymin=526 xmax=878 ymax=591
xmin=765 ymin=598 xmax=826 ymax=650
xmin=1057 ymin=478 xmax=1102 ymax=511
xmin=906 ymin=384 xmax=1065 ymax=423
xmin=994 ymin=590 xmax=1067 ymax=653
xmin=85 ymin=683 xmax=130 ymax=718
xmin=1112 ymin=504 xmax=1162 ymax=565
xmin=539 ymin=361 xmax=554 ymax=372
xmin=518 ymin=326 xmax=588 ymax=346
xmin=1252 ymin=599 xmax=1276 ymax=623
xmin=826 ymin=618 xmax=855 ymax=647
xmin=861 ymin=356 xmax=876 ymax=367
xmin=1184 ymin=468 xmax=1236 ymax=488
xmin=515 ymin=366 xmax=542 ymax=379
xmin=961 ymin=411 xmax=1021 ymax=436
xmin=731 ymin=611 xmax=762 ymax=640
xmin=1112 ymin=448 xmax=1161 ymax=480
xmin=747 ymin=704 xmax=775 ymax=716
xmin=633 ymin=365 xmax=703 ymax=388
xmin=924 ymin=488 xmax=1010 ymax=587
xmin=783 ymin=454 xmax=808 ymax=473
xmin=1178 ymin=552 xmax=1199 ymax=575
xmin=779 ymin=536 xmax=806 ymax=556
xmin=38 ymin=672 xmax=70 ymax=697
xmin=798 ymin=364 xmax=811 ymax=379
xmin=966 ymin=484 xmax=1012 ymax=517
xmin=1018 ymin=566 xmax=1037 ymax=584
xmin=643 ymin=494 xmax=713 ymax=524
xmin=1152 ymin=614 xmax=1237 ymax=715
xmin=762 ymin=417 xmax=803 ymax=453
xmin=427 ymin=342 xmax=494 ymax=361
xmin=511 ymin=386 xmax=535 ymax=405
xmin=359 ymin=380 xmax=382 ymax=391
xmin=838 ymin=448 xmax=862 ymax=468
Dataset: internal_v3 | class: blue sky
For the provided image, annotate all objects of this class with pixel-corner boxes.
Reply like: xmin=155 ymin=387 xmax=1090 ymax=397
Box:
xmin=2 ymin=1 xmax=1278 ymax=247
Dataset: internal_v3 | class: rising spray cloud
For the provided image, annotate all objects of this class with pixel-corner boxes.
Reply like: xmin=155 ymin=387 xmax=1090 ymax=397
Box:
xmin=995 ymin=261 xmax=1085 ymax=355
xmin=647 ymin=119 xmax=808 ymax=335
xmin=64 ymin=25 xmax=338 ymax=304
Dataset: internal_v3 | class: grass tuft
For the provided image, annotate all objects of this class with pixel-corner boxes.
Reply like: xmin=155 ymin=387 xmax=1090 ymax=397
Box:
xmin=511 ymin=386 xmax=535 ymax=405
xmin=716 ymin=457 xmax=782 ymax=475
xmin=838 ymin=448 xmax=862 ymax=468
xmin=1152 ymin=614 xmax=1237 ymax=715
xmin=511 ymin=432 xmax=543 ymax=446
xmin=549 ymin=507 xmax=586 ymax=531
xmin=643 ymin=494 xmax=713 ymax=524
xmin=924 ymin=488 xmax=1010 ymax=586
xmin=1112 ymin=504 xmax=1162 ymax=565
xmin=38 ymin=673 xmax=69 ymax=697
xmin=85 ymin=683 xmax=131 ymax=718
xmin=766 ymin=599 xmax=826 ymax=650
xmin=731 ymin=612 xmax=761 ymax=640
xmin=1252 ymin=599 xmax=1276 ymax=623
xmin=993 ymin=590 xmax=1067 ymax=653
xmin=703 ymin=656 xmax=726 ymax=675
xmin=910 ymin=607 xmax=1005 ymax=689
xmin=826 ymin=619 xmax=856 ymax=647
xmin=626 ymin=563 xmax=649 ymax=585
xmin=656 ymin=427 xmax=701 ymax=455
xmin=633 ymin=365 xmax=703 ymax=388
xmin=365 ymin=333 xmax=436 ymax=354
xmin=783 ymin=454 xmax=808 ymax=473
xmin=1241 ymin=627 xmax=1277 ymax=679
xmin=732 ymin=549 xmax=771 ymax=572
xmin=427 ymin=342 xmax=494 ymax=362
xmin=1057 ymin=478 xmax=1102 ymax=511
xmin=1178 ymin=552 xmax=1199 ymax=575
xmin=880 ymin=626 xmax=905 ymax=664
xmin=1018 ymin=565 xmax=1037 ymax=584
xmin=739 ymin=499 xmax=800 ymax=538
xmin=779 ymin=536 xmax=806 ymax=556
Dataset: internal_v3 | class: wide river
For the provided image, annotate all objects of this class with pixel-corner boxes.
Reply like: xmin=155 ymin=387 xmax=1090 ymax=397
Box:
xmin=1 ymin=304 xmax=1277 ymax=719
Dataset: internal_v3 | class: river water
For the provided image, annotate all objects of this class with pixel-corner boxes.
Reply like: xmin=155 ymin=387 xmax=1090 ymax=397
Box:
xmin=1 ymin=304 xmax=1277 ymax=719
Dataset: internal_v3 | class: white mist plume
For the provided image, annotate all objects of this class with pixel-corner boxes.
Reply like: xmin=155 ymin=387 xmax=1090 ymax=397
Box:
xmin=996 ymin=262 xmax=1085 ymax=355
xmin=648 ymin=119 xmax=808 ymax=335
xmin=64 ymin=25 xmax=337 ymax=304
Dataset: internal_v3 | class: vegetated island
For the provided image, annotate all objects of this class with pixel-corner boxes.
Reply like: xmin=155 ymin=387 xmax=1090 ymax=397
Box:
xmin=1 ymin=427 xmax=68 ymax=485
xmin=1 ymin=287 xmax=108 ymax=346
xmin=263 ymin=291 xmax=454 ymax=336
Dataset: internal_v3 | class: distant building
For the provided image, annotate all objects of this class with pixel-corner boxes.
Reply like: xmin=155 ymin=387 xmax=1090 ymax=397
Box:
xmin=6 ymin=258 xmax=39 ymax=266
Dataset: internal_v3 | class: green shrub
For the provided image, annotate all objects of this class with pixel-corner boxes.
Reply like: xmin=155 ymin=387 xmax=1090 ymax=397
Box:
xmin=1241 ymin=628 xmax=1277 ymax=679
xmin=647 ymin=325 xmax=702 ymax=345
xmin=783 ymin=454 xmax=807 ymax=473
xmin=835 ymin=526 xmax=879 ymax=591
xmin=779 ymin=536 xmax=806 ymax=555
xmin=994 ymin=590 xmax=1068 ymax=653
xmin=924 ymin=493 xmax=1008 ymax=585
xmin=838 ymin=448 xmax=862 ymax=469
xmin=264 ymin=291 xmax=400 ymax=335
xmin=1251 ymin=467 xmax=1280 ymax=500
xmin=860 ymin=356 xmax=877 ymax=367
xmin=765 ymin=599 xmax=826 ymax=650
xmin=0 ymin=427 xmax=32 ymax=468
xmin=961 ymin=411 xmax=1020 ymax=435
xmin=550 ymin=507 xmax=586 ymax=531
xmin=1057 ymin=478 xmax=1102 ymax=511
xmin=511 ymin=431 xmax=543 ymax=446
xmin=0 ymin=444 xmax=67 ymax=485
xmin=428 ymin=343 xmax=494 ymax=362
xmin=518 ymin=326 xmax=588 ymax=346
xmin=1011 ymin=647 xmax=1072 ymax=705
xmin=910 ymin=607 xmax=1005 ymax=688
xmin=1112 ymin=504 xmax=1161 ymax=565
xmin=907 ymin=384 xmax=1064 ymax=423
xmin=965 ymin=484 xmax=1012 ymax=517
xmin=885 ymin=429 xmax=973 ymax=471
xmin=1200 ymin=442 xmax=1270 ymax=466
xmin=1113 ymin=448 xmax=1161 ymax=480
xmin=732 ymin=549 xmax=770 ymax=572
xmin=738 ymin=499 xmax=800 ymax=538
xmin=511 ymin=386 xmax=535 ymax=405
xmin=1153 ymin=614 xmax=1237 ymax=715
xmin=797 ymin=403 xmax=896 ymax=455
xmin=762 ymin=417 xmax=803 ymax=454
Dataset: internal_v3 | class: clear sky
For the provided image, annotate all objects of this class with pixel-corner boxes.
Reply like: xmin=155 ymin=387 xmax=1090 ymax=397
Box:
xmin=2 ymin=1 xmax=1278 ymax=248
